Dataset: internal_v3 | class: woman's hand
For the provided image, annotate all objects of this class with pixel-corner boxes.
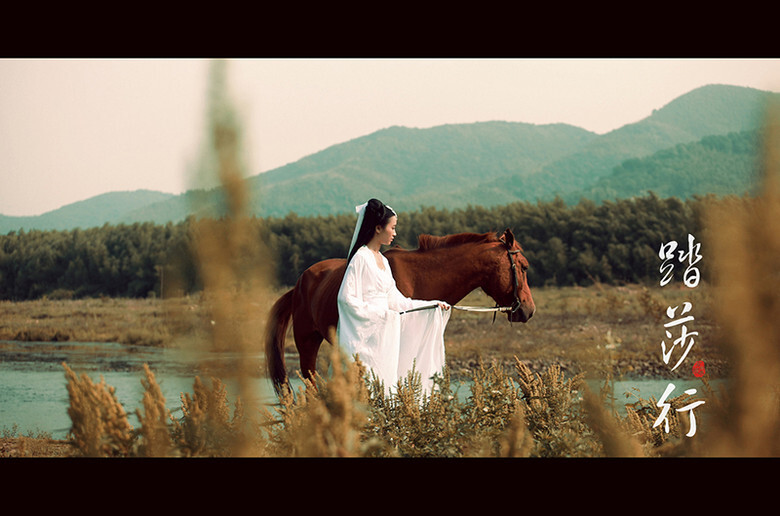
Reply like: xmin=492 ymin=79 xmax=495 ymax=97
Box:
xmin=438 ymin=302 xmax=450 ymax=311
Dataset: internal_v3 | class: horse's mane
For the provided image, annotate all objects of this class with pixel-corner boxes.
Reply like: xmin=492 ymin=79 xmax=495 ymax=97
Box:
xmin=416 ymin=232 xmax=501 ymax=251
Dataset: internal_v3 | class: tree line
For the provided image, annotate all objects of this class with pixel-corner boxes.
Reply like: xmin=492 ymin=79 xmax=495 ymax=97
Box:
xmin=0 ymin=193 xmax=726 ymax=301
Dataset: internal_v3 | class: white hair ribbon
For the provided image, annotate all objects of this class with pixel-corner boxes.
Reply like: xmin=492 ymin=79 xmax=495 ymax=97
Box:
xmin=348 ymin=201 xmax=368 ymax=259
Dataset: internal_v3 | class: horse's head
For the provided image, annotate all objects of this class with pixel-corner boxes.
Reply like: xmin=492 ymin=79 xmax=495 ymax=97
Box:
xmin=483 ymin=228 xmax=536 ymax=323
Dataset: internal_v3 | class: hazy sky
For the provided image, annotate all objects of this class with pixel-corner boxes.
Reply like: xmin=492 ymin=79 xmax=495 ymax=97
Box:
xmin=2 ymin=58 xmax=779 ymax=217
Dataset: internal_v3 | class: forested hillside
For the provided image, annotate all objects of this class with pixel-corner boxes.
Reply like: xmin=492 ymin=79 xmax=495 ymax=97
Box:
xmin=1 ymin=84 xmax=775 ymax=234
xmin=567 ymin=129 xmax=762 ymax=202
xmin=247 ymin=121 xmax=598 ymax=216
xmin=0 ymin=193 xmax=730 ymax=301
xmin=475 ymin=85 xmax=774 ymax=205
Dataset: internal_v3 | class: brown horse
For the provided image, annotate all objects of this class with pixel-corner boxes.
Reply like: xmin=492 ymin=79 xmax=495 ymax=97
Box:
xmin=264 ymin=228 xmax=535 ymax=393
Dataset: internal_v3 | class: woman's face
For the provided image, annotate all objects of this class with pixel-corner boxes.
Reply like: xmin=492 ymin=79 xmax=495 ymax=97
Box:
xmin=376 ymin=215 xmax=397 ymax=246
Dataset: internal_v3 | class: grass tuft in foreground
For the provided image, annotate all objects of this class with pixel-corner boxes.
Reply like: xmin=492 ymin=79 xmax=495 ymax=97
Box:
xmin=56 ymin=341 xmax=720 ymax=457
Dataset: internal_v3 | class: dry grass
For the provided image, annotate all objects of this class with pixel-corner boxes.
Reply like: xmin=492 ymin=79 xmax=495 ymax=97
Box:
xmin=0 ymin=296 xmax=194 ymax=346
xmin=261 ymin=347 xmax=372 ymax=457
xmin=63 ymin=362 xmax=135 ymax=457
xmin=440 ymin=283 xmax=725 ymax=382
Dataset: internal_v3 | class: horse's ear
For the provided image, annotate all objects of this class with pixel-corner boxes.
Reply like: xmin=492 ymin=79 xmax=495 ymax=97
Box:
xmin=503 ymin=228 xmax=515 ymax=247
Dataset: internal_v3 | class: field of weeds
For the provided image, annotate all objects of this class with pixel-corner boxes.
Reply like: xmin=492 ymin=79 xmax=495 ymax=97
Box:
xmin=0 ymin=279 xmax=768 ymax=458
xmin=0 ymin=296 xmax=185 ymax=347
xmin=0 ymin=348 xmax=715 ymax=458
xmin=433 ymin=283 xmax=726 ymax=382
xmin=0 ymin=281 xmax=727 ymax=381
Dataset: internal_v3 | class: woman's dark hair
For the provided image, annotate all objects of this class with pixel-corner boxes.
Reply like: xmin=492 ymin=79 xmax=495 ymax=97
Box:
xmin=347 ymin=198 xmax=396 ymax=264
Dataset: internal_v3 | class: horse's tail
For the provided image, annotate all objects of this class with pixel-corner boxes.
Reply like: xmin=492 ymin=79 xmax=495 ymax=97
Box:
xmin=265 ymin=288 xmax=295 ymax=395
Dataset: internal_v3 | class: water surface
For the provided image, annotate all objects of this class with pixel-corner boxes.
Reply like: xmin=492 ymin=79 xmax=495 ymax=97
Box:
xmin=0 ymin=340 xmax=276 ymax=439
xmin=0 ymin=340 xmax=719 ymax=440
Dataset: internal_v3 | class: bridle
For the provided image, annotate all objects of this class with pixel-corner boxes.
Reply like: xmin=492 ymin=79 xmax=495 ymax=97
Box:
xmin=450 ymin=241 xmax=524 ymax=323
xmin=504 ymin=246 xmax=523 ymax=314
xmin=487 ymin=244 xmax=523 ymax=323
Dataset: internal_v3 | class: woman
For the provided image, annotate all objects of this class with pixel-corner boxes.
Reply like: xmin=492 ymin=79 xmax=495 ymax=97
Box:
xmin=337 ymin=199 xmax=451 ymax=396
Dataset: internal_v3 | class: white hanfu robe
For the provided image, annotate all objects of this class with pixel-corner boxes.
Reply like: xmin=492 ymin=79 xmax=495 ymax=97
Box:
xmin=337 ymin=245 xmax=451 ymax=396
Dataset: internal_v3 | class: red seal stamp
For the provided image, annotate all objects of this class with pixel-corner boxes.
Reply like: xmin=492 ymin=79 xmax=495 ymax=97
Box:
xmin=692 ymin=360 xmax=706 ymax=378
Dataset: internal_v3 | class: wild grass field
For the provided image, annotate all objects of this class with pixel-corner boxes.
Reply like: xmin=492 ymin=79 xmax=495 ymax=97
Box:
xmin=439 ymin=283 xmax=725 ymax=381
xmin=0 ymin=296 xmax=179 ymax=346
xmin=0 ymin=281 xmax=727 ymax=382
xmin=0 ymin=280 xmax=746 ymax=458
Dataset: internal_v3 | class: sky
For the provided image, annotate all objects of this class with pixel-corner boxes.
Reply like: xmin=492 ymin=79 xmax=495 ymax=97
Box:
xmin=1 ymin=58 xmax=779 ymax=217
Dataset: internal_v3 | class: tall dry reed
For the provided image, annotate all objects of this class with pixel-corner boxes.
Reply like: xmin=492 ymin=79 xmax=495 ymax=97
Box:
xmin=63 ymin=362 xmax=135 ymax=457
xmin=694 ymin=100 xmax=780 ymax=457
xmin=135 ymin=363 xmax=173 ymax=457
xmin=170 ymin=59 xmax=275 ymax=456
xmin=59 ymin=59 xmax=273 ymax=457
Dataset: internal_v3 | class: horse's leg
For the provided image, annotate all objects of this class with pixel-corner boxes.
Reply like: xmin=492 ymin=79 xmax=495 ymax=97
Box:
xmin=290 ymin=302 xmax=324 ymax=383
xmin=296 ymin=330 xmax=324 ymax=384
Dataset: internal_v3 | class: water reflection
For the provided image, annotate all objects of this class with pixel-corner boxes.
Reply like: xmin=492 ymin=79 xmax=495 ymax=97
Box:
xmin=1 ymin=340 xmax=720 ymax=441
xmin=0 ymin=340 xmax=276 ymax=439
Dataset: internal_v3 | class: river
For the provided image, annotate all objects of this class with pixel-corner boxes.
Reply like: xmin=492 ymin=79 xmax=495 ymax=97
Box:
xmin=0 ymin=340 xmax=281 ymax=440
xmin=0 ymin=340 xmax=718 ymax=440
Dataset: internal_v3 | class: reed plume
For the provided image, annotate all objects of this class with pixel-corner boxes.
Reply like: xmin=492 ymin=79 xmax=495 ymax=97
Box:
xmin=581 ymin=383 xmax=644 ymax=457
xmin=135 ymin=363 xmax=173 ymax=457
xmin=170 ymin=375 xmax=249 ymax=457
xmin=496 ymin=404 xmax=534 ymax=457
xmin=62 ymin=362 xmax=134 ymax=457
xmin=514 ymin=359 xmax=600 ymax=456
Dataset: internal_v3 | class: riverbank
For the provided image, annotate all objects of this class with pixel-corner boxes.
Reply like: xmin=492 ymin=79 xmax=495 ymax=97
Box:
xmin=435 ymin=282 xmax=727 ymax=381
xmin=0 ymin=283 xmax=729 ymax=457
xmin=0 ymin=283 xmax=729 ymax=381
xmin=0 ymin=297 xmax=182 ymax=346
xmin=0 ymin=436 xmax=73 ymax=457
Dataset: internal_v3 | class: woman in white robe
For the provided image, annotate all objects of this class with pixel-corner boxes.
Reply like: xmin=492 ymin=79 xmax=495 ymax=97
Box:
xmin=337 ymin=199 xmax=451 ymax=396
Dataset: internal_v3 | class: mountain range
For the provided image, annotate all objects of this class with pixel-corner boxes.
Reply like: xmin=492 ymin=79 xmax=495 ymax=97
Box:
xmin=2 ymin=84 xmax=777 ymax=234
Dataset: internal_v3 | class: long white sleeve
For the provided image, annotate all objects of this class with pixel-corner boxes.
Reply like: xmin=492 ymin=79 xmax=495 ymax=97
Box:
xmin=388 ymin=281 xmax=431 ymax=312
xmin=338 ymin=251 xmax=387 ymax=323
